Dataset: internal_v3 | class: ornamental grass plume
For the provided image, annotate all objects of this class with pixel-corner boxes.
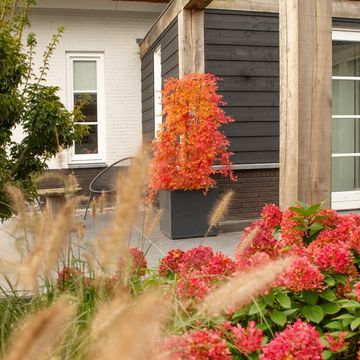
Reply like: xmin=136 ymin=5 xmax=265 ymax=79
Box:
xmin=208 ymin=191 xmax=233 ymax=230
xmin=4 ymin=298 xmax=76 ymax=360
xmin=18 ymin=198 xmax=76 ymax=290
xmin=89 ymin=288 xmax=169 ymax=360
xmin=198 ymin=257 xmax=291 ymax=316
xmin=235 ymin=225 xmax=259 ymax=256
xmin=95 ymin=150 xmax=148 ymax=274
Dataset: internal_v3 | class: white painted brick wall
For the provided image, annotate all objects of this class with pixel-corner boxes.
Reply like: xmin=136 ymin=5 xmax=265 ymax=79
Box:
xmin=24 ymin=8 xmax=158 ymax=169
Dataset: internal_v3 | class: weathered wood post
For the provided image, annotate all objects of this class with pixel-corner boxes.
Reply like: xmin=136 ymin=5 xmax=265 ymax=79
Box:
xmin=279 ymin=0 xmax=332 ymax=209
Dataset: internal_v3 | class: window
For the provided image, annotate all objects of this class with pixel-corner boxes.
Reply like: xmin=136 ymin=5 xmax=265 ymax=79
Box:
xmin=67 ymin=53 xmax=105 ymax=163
xmin=154 ymin=46 xmax=162 ymax=137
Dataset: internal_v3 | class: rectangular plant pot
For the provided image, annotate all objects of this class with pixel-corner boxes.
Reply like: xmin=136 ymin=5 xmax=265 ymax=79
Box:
xmin=159 ymin=188 xmax=219 ymax=240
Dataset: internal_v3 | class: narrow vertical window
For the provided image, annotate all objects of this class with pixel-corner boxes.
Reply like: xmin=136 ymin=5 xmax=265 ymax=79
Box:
xmin=154 ymin=46 xmax=162 ymax=137
xmin=68 ymin=53 xmax=105 ymax=163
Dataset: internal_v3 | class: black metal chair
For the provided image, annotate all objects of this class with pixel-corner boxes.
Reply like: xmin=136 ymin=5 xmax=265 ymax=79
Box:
xmin=83 ymin=157 xmax=137 ymax=220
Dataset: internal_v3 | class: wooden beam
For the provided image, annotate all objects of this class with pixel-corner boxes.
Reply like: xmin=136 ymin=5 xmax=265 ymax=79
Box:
xmin=208 ymin=0 xmax=278 ymax=13
xmin=178 ymin=8 xmax=205 ymax=77
xmin=279 ymin=0 xmax=332 ymax=208
xmin=185 ymin=0 xmax=213 ymax=9
xmin=139 ymin=0 xmax=212 ymax=58
xmin=209 ymin=0 xmax=360 ymax=19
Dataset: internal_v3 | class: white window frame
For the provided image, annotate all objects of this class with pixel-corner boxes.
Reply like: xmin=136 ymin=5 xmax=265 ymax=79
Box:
xmin=331 ymin=30 xmax=360 ymax=210
xmin=67 ymin=53 xmax=106 ymax=164
xmin=154 ymin=45 xmax=162 ymax=137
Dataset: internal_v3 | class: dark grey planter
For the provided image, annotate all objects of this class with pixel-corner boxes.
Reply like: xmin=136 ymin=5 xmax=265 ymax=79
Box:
xmin=159 ymin=188 xmax=219 ymax=240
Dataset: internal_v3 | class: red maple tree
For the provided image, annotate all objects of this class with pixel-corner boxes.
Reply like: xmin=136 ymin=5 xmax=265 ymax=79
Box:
xmin=148 ymin=73 xmax=235 ymax=200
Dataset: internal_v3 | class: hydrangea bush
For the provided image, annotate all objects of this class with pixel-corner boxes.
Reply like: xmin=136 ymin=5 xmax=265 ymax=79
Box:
xmin=155 ymin=202 xmax=360 ymax=359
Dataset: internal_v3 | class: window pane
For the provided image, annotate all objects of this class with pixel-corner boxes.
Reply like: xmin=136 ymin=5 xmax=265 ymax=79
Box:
xmin=75 ymin=125 xmax=98 ymax=155
xmin=74 ymin=93 xmax=97 ymax=122
xmin=333 ymin=41 xmax=360 ymax=77
xmin=332 ymin=118 xmax=360 ymax=154
xmin=332 ymin=156 xmax=360 ymax=192
xmin=332 ymin=80 xmax=360 ymax=115
xmin=73 ymin=61 xmax=97 ymax=91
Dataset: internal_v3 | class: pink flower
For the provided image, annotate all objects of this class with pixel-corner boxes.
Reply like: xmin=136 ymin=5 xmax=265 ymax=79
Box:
xmin=203 ymin=252 xmax=236 ymax=278
xmin=178 ymin=246 xmax=214 ymax=274
xmin=176 ymin=270 xmax=211 ymax=303
xmin=350 ymin=228 xmax=360 ymax=254
xmin=310 ymin=242 xmax=353 ymax=274
xmin=354 ymin=281 xmax=360 ymax=301
xmin=236 ymin=252 xmax=271 ymax=272
xmin=278 ymin=256 xmax=324 ymax=292
xmin=231 ymin=321 xmax=264 ymax=355
xmin=129 ymin=247 xmax=147 ymax=276
xmin=261 ymin=203 xmax=282 ymax=231
xmin=325 ymin=332 xmax=349 ymax=352
xmin=158 ymin=249 xmax=185 ymax=277
xmin=317 ymin=209 xmax=339 ymax=227
xmin=261 ymin=319 xmax=324 ymax=360
xmin=162 ymin=330 xmax=232 ymax=360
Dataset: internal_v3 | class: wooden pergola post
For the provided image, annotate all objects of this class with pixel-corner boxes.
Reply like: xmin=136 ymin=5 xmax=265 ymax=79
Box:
xmin=279 ymin=0 xmax=332 ymax=209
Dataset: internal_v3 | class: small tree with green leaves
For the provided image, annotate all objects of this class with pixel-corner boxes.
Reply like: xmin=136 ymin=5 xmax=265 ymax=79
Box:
xmin=0 ymin=0 xmax=87 ymax=220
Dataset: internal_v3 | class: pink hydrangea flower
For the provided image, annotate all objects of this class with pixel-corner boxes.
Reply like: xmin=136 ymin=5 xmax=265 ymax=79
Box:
xmin=261 ymin=319 xmax=324 ymax=360
xmin=310 ymin=242 xmax=353 ymax=274
xmin=129 ymin=247 xmax=147 ymax=276
xmin=176 ymin=270 xmax=211 ymax=303
xmin=231 ymin=321 xmax=264 ymax=355
xmin=325 ymin=332 xmax=349 ymax=353
xmin=178 ymin=246 xmax=214 ymax=274
xmin=204 ymin=252 xmax=237 ymax=278
xmin=278 ymin=256 xmax=324 ymax=292
xmin=354 ymin=281 xmax=360 ymax=301
xmin=261 ymin=203 xmax=282 ymax=231
xmin=162 ymin=330 xmax=232 ymax=360
xmin=280 ymin=209 xmax=305 ymax=247
xmin=158 ymin=249 xmax=185 ymax=277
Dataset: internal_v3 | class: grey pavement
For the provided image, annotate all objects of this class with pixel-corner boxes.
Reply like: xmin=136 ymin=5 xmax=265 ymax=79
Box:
xmin=81 ymin=210 xmax=242 ymax=268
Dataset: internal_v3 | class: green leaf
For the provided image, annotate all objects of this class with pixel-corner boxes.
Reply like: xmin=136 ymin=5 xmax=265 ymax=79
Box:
xmin=301 ymin=305 xmax=324 ymax=324
xmin=249 ymin=302 xmax=266 ymax=315
xmin=308 ymin=203 xmax=321 ymax=213
xmin=302 ymin=291 xmax=319 ymax=305
xmin=289 ymin=206 xmax=307 ymax=216
xmin=341 ymin=300 xmax=360 ymax=309
xmin=324 ymin=277 xmax=335 ymax=287
xmin=270 ymin=311 xmax=287 ymax=326
xmin=350 ymin=318 xmax=360 ymax=331
xmin=322 ymin=350 xmax=333 ymax=360
xmin=276 ymin=292 xmax=291 ymax=309
xmin=334 ymin=314 xmax=355 ymax=320
xmin=283 ymin=308 xmax=298 ymax=317
xmin=333 ymin=274 xmax=346 ymax=285
xmin=263 ymin=292 xmax=275 ymax=307
xmin=322 ymin=302 xmax=341 ymax=315
xmin=325 ymin=321 xmax=342 ymax=330
xmin=320 ymin=289 xmax=337 ymax=302
xmin=309 ymin=222 xmax=324 ymax=232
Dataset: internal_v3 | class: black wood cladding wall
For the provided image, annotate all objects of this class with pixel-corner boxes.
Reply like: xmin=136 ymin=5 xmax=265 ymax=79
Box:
xmin=141 ymin=19 xmax=179 ymax=143
xmin=204 ymin=9 xmax=279 ymax=164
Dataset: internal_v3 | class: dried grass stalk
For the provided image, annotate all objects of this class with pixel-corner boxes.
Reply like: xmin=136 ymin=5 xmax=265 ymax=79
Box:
xmin=89 ymin=288 xmax=169 ymax=360
xmin=143 ymin=207 xmax=162 ymax=238
xmin=208 ymin=191 xmax=233 ymax=229
xmin=198 ymin=257 xmax=291 ymax=316
xmin=96 ymin=150 xmax=149 ymax=273
xmin=236 ymin=226 xmax=259 ymax=255
xmin=5 ymin=186 xmax=27 ymax=224
xmin=4 ymin=298 xmax=76 ymax=360
xmin=99 ymin=191 xmax=105 ymax=213
xmin=19 ymin=199 xmax=76 ymax=290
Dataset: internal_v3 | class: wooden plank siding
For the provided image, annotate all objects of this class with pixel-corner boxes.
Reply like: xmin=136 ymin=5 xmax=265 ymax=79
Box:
xmin=204 ymin=9 xmax=280 ymax=164
xmin=141 ymin=19 xmax=179 ymax=143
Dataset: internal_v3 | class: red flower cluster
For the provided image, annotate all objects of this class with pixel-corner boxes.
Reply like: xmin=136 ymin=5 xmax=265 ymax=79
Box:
xmin=325 ymin=332 xmax=349 ymax=352
xmin=277 ymin=256 xmax=324 ymax=292
xmin=158 ymin=249 xmax=185 ymax=277
xmin=162 ymin=330 xmax=232 ymax=360
xmin=230 ymin=321 xmax=264 ymax=355
xmin=129 ymin=247 xmax=147 ymax=276
xmin=354 ymin=281 xmax=360 ymax=301
xmin=158 ymin=246 xmax=236 ymax=306
xmin=260 ymin=319 xmax=324 ymax=360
